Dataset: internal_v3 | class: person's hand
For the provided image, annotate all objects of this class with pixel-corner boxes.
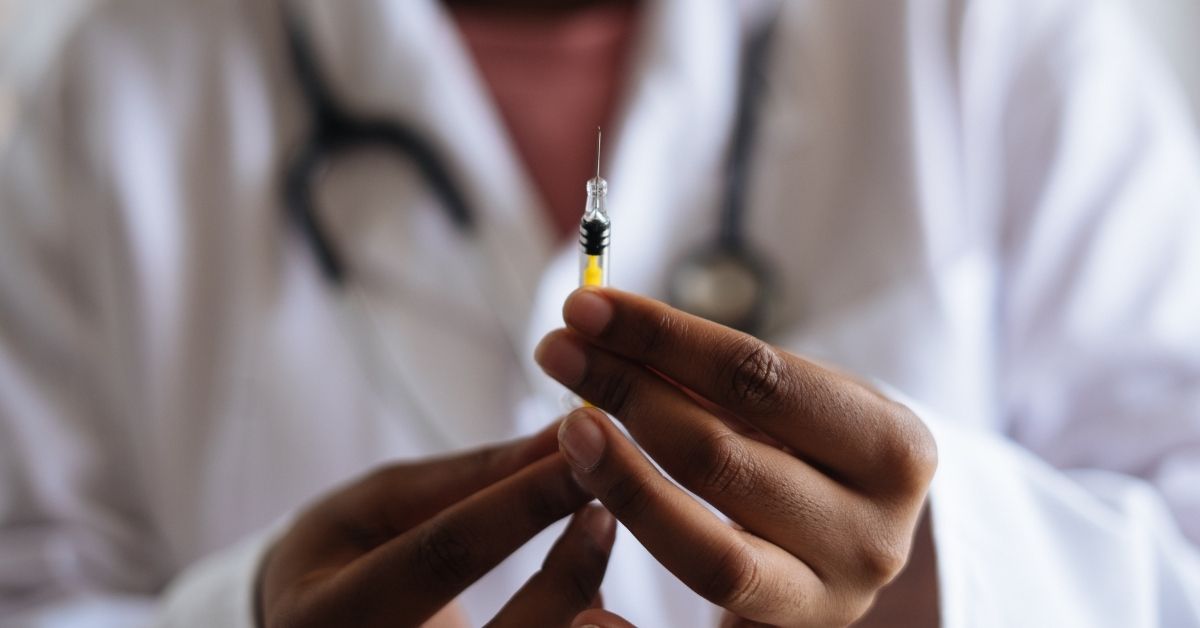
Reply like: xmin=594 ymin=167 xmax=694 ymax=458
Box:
xmin=258 ymin=423 xmax=617 ymax=628
xmin=535 ymin=288 xmax=938 ymax=626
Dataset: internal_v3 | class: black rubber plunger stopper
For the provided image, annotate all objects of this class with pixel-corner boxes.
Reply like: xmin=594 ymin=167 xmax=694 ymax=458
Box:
xmin=579 ymin=217 xmax=610 ymax=255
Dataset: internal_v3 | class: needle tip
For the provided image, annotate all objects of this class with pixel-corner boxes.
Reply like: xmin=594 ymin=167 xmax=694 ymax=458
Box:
xmin=595 ymin=127 xmax=602 ymax=180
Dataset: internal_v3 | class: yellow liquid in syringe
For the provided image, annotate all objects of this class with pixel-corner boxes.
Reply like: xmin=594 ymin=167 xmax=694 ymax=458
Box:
xmin=582 ymin=254 xmax=605 ymax=287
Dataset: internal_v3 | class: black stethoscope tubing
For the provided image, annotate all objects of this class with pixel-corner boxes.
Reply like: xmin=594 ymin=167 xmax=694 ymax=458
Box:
xmin=281 ymin=4 xmax=778 ymax=333
xmin=281 ymin=7 xmax=475 ymax=286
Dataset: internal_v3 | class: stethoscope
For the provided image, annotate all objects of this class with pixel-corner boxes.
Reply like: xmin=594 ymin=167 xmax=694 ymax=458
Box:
xmin=281 ymin=4 xmax=780 ymax=337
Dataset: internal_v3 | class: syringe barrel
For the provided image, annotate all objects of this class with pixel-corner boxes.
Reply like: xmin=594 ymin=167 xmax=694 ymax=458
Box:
xmin=579 ymin=175 xmax=611 ymax=286
xmin=580 ymin=247 xmax=609 ymax=287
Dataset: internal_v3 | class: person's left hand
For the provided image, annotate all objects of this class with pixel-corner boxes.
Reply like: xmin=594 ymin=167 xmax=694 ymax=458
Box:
xmin=535 ymin=288 xmax=938 ymax=626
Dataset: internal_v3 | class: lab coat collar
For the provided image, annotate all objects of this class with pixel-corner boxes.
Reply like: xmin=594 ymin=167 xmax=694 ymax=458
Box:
xmin=291 ymin=0 xmax=551 ymax=325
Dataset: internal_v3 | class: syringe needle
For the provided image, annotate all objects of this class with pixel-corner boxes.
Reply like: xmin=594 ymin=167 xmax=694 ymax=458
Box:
xmin=580 ymin=126 xmax=610 ymax=288
xmin=595 ymin=127 xmax=602 ymax=180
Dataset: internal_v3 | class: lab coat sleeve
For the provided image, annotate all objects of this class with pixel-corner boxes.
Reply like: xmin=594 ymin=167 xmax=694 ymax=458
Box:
xmin=154 ymin=526 xmax=277 ymax=628
xmin=992 ymin=0 xmax=1200 ymax=548
xmin=925 ymin=0 xmax=1200 ymax=625
xmin=0 ymin=27 xmax=267 ymax=628
xmin=915 ymin=405 xmax=1200 ymax=627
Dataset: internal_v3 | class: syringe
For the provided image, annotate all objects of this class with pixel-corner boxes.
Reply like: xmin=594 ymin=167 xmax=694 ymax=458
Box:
xmin=580 ymin=128 xmax=611 ymax=288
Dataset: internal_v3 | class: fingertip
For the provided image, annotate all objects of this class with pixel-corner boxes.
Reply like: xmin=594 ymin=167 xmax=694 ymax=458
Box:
xmin=577 ymin=504 xmax=617 ymax=549
xmin=564 ymin=288 xmax=614 ymax=337
xmin=535 ymin=330 xmax=587 ymax=386
xmin=559 ymin=409 xmax=608 ymax=472
xmin=566 ymin=405 xmax=609 ymax=426
xmin=515 ymin=420 xmax=565 ymax=464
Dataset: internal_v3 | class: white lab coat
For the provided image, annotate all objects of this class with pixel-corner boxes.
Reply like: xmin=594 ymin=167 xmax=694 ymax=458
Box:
xmin=2 ymin=0 xmax=1199 ymax=626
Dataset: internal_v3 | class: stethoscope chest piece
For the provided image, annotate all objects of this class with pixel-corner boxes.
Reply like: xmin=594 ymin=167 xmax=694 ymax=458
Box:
xmin=667 ymin=244 xmax=772 ymax=336
xmin=664 ymin=6 xmax=782 ymax=338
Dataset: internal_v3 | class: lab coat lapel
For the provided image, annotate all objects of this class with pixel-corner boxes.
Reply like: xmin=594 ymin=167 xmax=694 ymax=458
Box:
xmin=289 ymin=0 xmax=555 ymax=448
xmin=301 ymin=0 xmax=555 ymax=306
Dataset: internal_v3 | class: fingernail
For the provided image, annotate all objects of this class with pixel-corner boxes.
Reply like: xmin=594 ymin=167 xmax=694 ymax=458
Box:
xmin=564 ymin=289 xmax=613 ymax=337
xmin=579 ymin=506 xmax=616 ymax=545
xmin=535 ymin=333 xmax=587 ymax=385
xmin=559 ymin=409 xmax=606 ymax=471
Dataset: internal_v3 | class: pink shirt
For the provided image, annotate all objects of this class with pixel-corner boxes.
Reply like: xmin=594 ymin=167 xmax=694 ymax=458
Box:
xmin=449 ymin=2 xmax=640 ymax=241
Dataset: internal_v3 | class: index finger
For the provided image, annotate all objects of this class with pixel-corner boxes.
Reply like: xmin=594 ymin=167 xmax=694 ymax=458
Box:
xmin=316 ymin=454 xmax=592 ymax=625
xmin=561 ymin=288 xmax=933 ymax=491
xmin=329 ymin=420 xmax=563 ymax=534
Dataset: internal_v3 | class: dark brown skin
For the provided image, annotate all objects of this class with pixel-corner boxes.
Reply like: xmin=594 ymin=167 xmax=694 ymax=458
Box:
xmin=852 ymin=507 xmax=939 ymax=628
xmin=261 ymin=2 xmax=939 ymax=622
xmin=570 ymin=513 xmax=940 ymax=628
xmin=258 ymin=288 xmax=938 ymax=627
xmin=257 ymin=422 xmax=617 ymax=628
xmin=534 ymin=288 xmax=938 ymax=626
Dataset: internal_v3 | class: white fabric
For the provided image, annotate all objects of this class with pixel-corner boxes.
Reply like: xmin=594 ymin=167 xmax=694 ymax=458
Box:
xmin=1 ymin=0 xmax=1199 ymax=626
xmin=157 ymin=526 xmax=280 ymax=628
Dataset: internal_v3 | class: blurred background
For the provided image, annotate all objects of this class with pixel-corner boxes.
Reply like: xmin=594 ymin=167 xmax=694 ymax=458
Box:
xmin=1137 ymin=0 xmax=1200 ymax=114
xmin=1 ymin=0 xmax=1199 ymax=150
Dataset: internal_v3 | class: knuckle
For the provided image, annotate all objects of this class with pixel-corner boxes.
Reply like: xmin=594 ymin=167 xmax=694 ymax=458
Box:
xmin=854 ymin=532 xmax=909 ymax=587
xmin=725 ymin=338 xmax=788 ymax=410
xmin=829 ymin=596 xmax=875 ymax=628
xmin=564 ymin=562 xmax=604 ymax=607
xmin=593 ymin=367 xmax=641 ymax=418
xmin=880 ymin=403 xmax=938 ymax=495
xmin=601 ymin=473 xmax=653 ymax=522
xmin=633 ymin=308 xmax=681 ymax=359
xmin=689 ymin=431 xmax=758 ymax=498
xmin=521 ymin=477 xmax=575 ymax=524
xmin=701 ymin=542 xmax=763 ymax=610
xmin=468 ymin=443 xmax=509 ymax=475
xmin=415 ymin=523 xmax=476 ymax=585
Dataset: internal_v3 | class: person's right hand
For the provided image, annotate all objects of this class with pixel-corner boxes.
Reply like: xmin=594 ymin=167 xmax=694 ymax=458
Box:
xmin=258 ymin=422 xmax=617 ymax=628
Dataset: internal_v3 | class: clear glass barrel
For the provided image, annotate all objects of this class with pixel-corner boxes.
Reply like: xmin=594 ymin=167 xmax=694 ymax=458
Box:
xmin=579 ymin=249 xmax=609 ymax=287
